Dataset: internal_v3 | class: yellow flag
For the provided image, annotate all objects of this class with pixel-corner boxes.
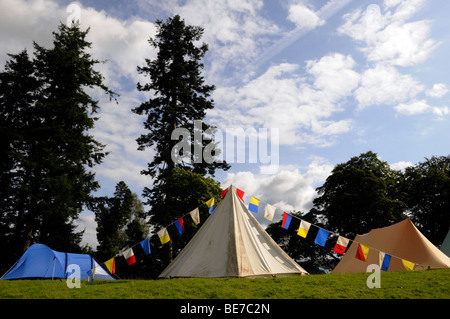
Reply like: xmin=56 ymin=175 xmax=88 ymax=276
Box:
xmin=402 ymin=259 xmax=415 ymax=271
xmin=297 ymin=220 xmax=311 ymax=238
xmin=104 ymin=257 xmax=115 ymax=274
xmin=158 ymin=227 xmax=171 ymax=245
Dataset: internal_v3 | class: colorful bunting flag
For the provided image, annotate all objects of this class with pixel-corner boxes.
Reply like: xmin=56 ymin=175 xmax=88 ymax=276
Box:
xmin=221 ymin=188 xmax=229 ymax=198
xmin=402 ymin=259 xmax=415 ymax=271
xmin=297 ymin=220 xmax=311 ymax=238
xmin=236 ymin=188 xmax=245 ymax=202
xmin=123 ymin=248 xmax=136 ymax=266
xmin=140 ymin=238 xmax=151 ymax=256
xmin=314 ymin=228 xmax=330 ymax=247
xmin=190 ymin=208 xmax=200 ymax=225
xmin=104 ymin=257 xmax=115 ymax=274
xmin=206 ymin=198 xmax=215 ymax=214
xmin=355 ymin=244 xmax=370 ymax=262
xmin=380 ymin=252 xmax=391 ymax=271
xmin=248 ymin=196 xmax=260 ymax=214
xmin=158 ymin=228 xmax=171 ymax=245
xmin=282 ymin=212 xmax=292 ymax=229
xmin=174 ymin=218 xmax=185 ymax=235
xmin=264 ymin=204 xmax=276 ymax=221
xmin=87 ymin=268 xmax=95 ymax=282
xmin=333 ymin=236 xmax=349 ymax=254
xmin=221 ymin=187 xmax=245 ymax=202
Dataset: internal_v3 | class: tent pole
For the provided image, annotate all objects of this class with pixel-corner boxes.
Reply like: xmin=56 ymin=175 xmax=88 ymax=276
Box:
xmin=52 ymin=257 xmax=56 ymax=280
xmin=0 ymin=259 xmax=20 ymax=280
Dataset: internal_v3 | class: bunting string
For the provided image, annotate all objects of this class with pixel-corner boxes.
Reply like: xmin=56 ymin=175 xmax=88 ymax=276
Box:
xmin=95 ymin=185 xmax=422 ymax=276
xmin=249 ymin=191 xmax=423 ymax=271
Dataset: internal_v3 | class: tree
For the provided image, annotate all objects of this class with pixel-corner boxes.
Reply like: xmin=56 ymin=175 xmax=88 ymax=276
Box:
xmin=125 ymin=193 xmax=150 ymax=247
xmin=132 ymin=15 xmax=230 ymax=266
xmin=312 ymin=151 xmax=406 ymax=239
xmin=0 ymin=22 xmax=116 ymax=261
xmin=133 ymin=15 xmax=229 ymax=181
xmin=0 ymin=50 xmax=41 ymax=269
xmin=92 ymin=181 xmax=134 ymax=260
xmin=402 ymin=155 xmax=450 ymax=246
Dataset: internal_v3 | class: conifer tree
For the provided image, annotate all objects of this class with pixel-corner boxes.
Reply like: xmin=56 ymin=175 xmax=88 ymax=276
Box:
xmin=132 ymin=15 xmax=229 ymax=264
xmin=0 ymin=23 xmax=116 ymax=260
xmin=133 ymin=15 xmax=229 ymax=182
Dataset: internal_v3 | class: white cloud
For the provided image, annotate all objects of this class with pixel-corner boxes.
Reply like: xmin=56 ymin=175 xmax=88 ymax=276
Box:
xmin=75 ymin=213 xmax=98 ymax=249
xmin=174 ymin=0 xmax=279 ymax=82
xmin=394 ymin=99 xmax=449 ymax=117
xmin=306 ymin=53 xmax=360 ymax=99
xmin=210 ymin=53 xmax=358 ymax=146
xmin=91 ymin=94 xmax=155 ymax=189
xmin=355 ymin=64 xmax=424 ymax=109
xmin=222 ymin=157 xmax=333 ymax=216
xmin=0 ymin=0 xmax=156 ymax=90
xmin=390 ymin=160 xmax=412 ymax=171
xmin=288 ymin=3 xmax=325 ymax=29
xmin=339 ymin=1 xmax=439 ymax=66
xmin=426 ymin=83 xmax=449 ymax=98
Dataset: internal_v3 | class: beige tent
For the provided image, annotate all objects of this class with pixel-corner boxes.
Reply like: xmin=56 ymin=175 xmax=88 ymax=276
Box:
xmin=333 ymin=218 xmax=450 ymax=273
xmin=159 ymin=185 xmax=308 ymax=278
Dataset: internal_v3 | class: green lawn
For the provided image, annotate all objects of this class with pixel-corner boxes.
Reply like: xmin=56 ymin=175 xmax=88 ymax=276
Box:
xmin=0 ymin=268 xmax=448 ymax=299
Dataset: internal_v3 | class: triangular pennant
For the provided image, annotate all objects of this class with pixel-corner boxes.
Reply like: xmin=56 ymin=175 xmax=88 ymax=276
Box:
xmin=104 ymin=257 xmax=116 ymax=274
xmin=402 ymin=259 xmax=415 ymax=271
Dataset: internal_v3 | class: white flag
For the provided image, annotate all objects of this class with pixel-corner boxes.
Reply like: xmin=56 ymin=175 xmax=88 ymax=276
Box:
xmin=190 ymin=208 xmax=200 ymax=225
xmin=264 ymin=204 xmax=276 ymax=221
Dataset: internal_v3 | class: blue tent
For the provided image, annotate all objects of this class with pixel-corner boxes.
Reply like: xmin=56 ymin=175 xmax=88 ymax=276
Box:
xmin=1 ymin=243 xmax=115 ymax=280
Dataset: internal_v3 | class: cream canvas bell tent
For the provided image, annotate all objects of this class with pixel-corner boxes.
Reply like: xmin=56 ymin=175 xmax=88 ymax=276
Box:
xmin=333 ymin=218 xmax=450 ymax=273
xmin=159 ymin=186 xmax=308 ymax=278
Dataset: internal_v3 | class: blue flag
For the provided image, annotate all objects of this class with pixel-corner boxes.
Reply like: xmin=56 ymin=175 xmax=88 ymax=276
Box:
xmin=381 ymin=253 xmax=391 ymax=271
xmin=140 ymin=238 xmax=151 ymax=255
xmin=314 ymin=228 xmax=330 ymax=247
xmin=282 ymin=212 xmax=292 ymax=229
xmin=174 ymin=218 xmax=185 ymax=235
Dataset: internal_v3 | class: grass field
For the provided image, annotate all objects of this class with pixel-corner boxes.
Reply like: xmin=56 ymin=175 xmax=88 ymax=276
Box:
xmin=0 ymin=268 xmax=449 ymax=299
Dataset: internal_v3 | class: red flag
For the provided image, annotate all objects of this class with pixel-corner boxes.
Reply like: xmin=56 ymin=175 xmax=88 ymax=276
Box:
xmin=123 ymin=248 xmax=136 ymax=266
xmin=221 ymin=188 xmax=229 ymax=198
xmin=221 ymin=187 xmax=245 ymax=202
xmin=333 ymin=236 xmax=349 ymax=255
xmin=236 ymin=188 xmax=245 ymax=202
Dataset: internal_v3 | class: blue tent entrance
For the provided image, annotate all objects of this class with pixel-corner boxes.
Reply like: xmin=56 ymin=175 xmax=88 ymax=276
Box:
xmin=1 ymin=243 xmax=115 ymax=280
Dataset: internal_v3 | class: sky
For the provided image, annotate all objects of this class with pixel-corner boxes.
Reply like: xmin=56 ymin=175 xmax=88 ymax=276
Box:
xmin=1 ymin=0 xmax=449 ymax=249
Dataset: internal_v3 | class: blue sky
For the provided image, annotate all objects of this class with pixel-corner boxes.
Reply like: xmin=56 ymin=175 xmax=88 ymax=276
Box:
xmin=1 ymin=0 xmax=449 ymax=248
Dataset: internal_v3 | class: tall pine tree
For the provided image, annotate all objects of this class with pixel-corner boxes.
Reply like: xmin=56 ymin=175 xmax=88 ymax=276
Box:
xmin=133 ymin=15 xmax=229 ymax=180
xmin=0 ymin=23 xmax=116 ymax=262
xmin=132 ymin=15 xmax=229 ymax=264
xmin=0 ymin=50 xmax=41 ymax=268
